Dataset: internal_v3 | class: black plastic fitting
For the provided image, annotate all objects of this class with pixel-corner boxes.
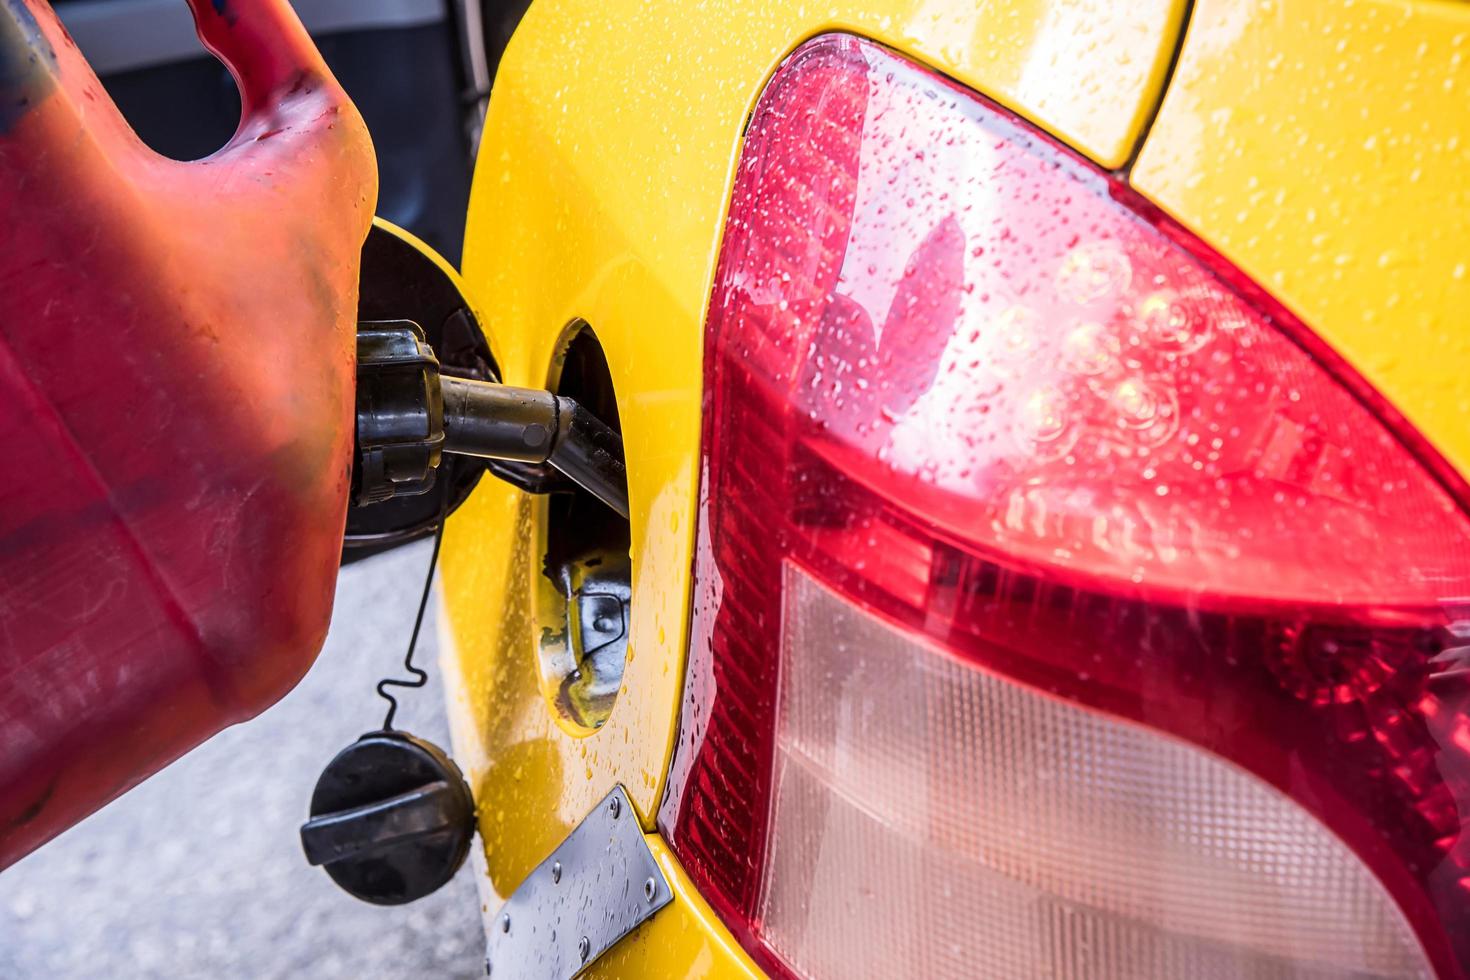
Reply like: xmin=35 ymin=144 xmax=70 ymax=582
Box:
xmin=354 ymin=321 xmax=445 ymax=506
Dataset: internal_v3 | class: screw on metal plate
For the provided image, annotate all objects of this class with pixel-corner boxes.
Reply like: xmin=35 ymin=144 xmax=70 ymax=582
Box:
xmin=485 ymin=786 xmax=671 ymax=980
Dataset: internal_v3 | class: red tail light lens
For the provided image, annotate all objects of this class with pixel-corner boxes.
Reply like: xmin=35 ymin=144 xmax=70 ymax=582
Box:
xmin=659 ymin=34 xmax=1470 ymax=979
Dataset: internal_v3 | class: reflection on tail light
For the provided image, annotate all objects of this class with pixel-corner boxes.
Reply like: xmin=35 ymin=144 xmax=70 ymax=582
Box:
xmin=657 ymin=34 xmax=1470 ymax=979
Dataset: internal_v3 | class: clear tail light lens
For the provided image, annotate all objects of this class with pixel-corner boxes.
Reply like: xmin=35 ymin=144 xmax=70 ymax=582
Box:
xmin=659 ymin=33 xmax=1470 ymax=980
xmin=763 ymin=566 xmax=1428 ymax=977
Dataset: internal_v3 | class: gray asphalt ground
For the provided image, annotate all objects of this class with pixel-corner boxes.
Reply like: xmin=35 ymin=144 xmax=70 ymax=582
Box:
xmin=0 ymin=542 xmax=486 ymax=979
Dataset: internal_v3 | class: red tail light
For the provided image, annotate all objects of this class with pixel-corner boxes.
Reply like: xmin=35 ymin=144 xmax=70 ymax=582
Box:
xmin=658 ymin=34 xmax=1470 ymax=979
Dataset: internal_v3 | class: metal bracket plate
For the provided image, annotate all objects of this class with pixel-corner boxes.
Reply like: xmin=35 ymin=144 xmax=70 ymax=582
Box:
xmin=485 ymin=786 xmax=671 ymax=978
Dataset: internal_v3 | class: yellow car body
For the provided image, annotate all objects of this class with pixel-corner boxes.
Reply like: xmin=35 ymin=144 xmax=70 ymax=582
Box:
xmin=437 ymin=0 xmax=1470 ymax=974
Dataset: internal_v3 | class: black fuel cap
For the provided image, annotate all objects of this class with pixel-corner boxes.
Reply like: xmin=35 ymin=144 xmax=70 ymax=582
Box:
xmin=301 ymin=730 xmax=475 ymax=905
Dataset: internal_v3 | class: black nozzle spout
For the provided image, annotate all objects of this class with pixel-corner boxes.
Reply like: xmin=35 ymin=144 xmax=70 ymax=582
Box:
xmin=547 ymin=398 xmax=629 ymax=520
xmin=439 ymin=376 xmax=629 ymax=519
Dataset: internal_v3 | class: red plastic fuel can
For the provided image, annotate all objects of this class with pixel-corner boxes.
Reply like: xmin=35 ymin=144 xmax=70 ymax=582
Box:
xmin=0 ymin=0 xmax=376 ymax=867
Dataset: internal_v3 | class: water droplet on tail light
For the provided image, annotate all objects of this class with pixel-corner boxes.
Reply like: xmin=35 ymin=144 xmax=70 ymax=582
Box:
xmin=1056 ymin=241 xmax=1133 ymax=304
xmin=659 ymin=33 xmax=1470 ymax=980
